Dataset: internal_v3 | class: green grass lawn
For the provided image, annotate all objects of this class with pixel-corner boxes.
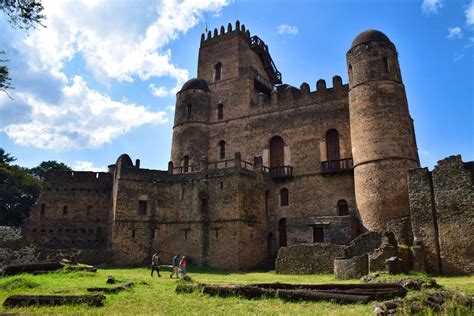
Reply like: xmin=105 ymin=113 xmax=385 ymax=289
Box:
xmin=0 ymin=267 xmax=472 ymax=315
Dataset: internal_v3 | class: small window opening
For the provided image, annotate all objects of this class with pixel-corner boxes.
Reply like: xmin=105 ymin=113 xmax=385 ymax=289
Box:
xmin=132 ymin=230 xmax=136 ymax=239
xmin=201 ymin=198 xmax=208 ymax=212
xmin=184 ymin=229 xmax=190 ymax=240
xmin=152 ymin=229 xmax=156 ymax=239
xmin=348 ymin=64 xmax=353 ymax=82
xmin=313 ymin=227 xmax=325 ymax=243
xmin=96 ymin=227 xmax=101 ymax=234
xmin=338 ymin=199 xmax=349 ymax=216
xmin=217 ymin=104 xmax=224 ymax=120
xmin=280 ymin=188 xmax=289 ymax=206
xmin=220 ymin=182 xmax=224 ymax=189
xmin=186 ymin=103 xmax=192 ymax=119
xmin=138 ymin=200 xmax=147 ymax=215
xmin=214 ymin=62 xmax=222 ymax=81
xmin=40 ymin=204 xmax=45 ymax=216
xmin=383 ymin=57 xmax=390 ymax=73
xmin=62 ymin=205 xmax=68 ymax=216
xmin=183 ymin=155 xmax=190 ymax=173
xmin=87 ymin=205 xmax=92 ymax=215
xmin=218 ymin=140 xmax=226 ymax=160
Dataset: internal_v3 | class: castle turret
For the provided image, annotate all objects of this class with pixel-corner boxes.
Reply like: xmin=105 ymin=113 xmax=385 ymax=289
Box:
xmin=347 ymin=30 xmax=419 ymax=241
xmin=170 ymin=78 xmax=211 ymax=169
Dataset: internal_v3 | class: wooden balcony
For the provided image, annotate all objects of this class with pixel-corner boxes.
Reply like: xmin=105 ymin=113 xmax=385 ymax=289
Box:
xmin=263 ymin=165 xmax=293 ymax=179
xmin=320 ymin=158 xmax=353 ymax=174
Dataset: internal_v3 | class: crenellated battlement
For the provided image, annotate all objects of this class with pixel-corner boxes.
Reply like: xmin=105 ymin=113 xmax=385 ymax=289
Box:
xmin=200 ymin=20 xmax=251 ymax=45
xmin=43 ymin=171 xmax=112 ymax=189
xmin=253 ymin=75 xmax=348 ymax=109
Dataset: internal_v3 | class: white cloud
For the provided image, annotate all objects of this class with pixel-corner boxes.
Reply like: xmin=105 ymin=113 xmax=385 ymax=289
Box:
xmin=277 ymin=24 xmax=298 ymax=35
xmin=73 ymin=160 xmax=107 ymax=172
xmin=2 ymin=76 xmax=168 ymax=149
xmin=466 ymin=1 xmax=474 ymax=25
xmin=422 ymin=0 xmax=443 ymax=14
xmin=150 ymin=83 xmax=181 ymax=98
xmin=447 ymin=27 xmax=463 ymax=39
xmin=20 ymin=0 xmax=228 ymax=85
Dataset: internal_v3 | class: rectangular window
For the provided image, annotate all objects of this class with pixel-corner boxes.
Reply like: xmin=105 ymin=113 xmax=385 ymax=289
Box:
xmin=132 ymin=230 xmax=136 ymax=239
xmin=62 ymin=205 xmax=68 ymax=216
xmin=87 ymin=205 xmax=93 ymax=215
xmin=313 ymin=227 xmax=324 ymax=243
xmin=201 ymin=198 xmax=208 ymax=212
xmin=138 ymin=200 xmax=147 ymax=215
xmin=40 ymin=204 xmax=46 ymax=216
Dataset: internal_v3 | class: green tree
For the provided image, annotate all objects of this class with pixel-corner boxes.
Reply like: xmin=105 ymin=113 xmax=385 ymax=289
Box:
xmin=0 ymin=0 xmax=45 ymax=95
xmin=0 ymin=148 xmax=41 ymax=226
xmin=29 ymin=160 xmax=72 ymax=180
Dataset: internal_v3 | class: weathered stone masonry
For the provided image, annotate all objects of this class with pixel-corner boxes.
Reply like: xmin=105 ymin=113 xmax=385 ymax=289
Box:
xmin=21 ymin=22 xmax=471 ymax=274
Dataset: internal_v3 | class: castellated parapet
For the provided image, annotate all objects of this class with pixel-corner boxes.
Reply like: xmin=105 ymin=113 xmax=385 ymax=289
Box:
xmin=21 ymin=23 xmax=470 ymax=273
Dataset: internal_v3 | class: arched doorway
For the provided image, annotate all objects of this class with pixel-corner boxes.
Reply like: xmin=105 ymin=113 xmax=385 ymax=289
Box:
xmin=270 ymin=136 xmax=284 ymax=167
xmin=278 ymin=218 xmax=287 ymax=247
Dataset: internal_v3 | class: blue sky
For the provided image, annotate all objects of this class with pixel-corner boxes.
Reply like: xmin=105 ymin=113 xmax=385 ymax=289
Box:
xmin=0 ymin=0 xmax=472 ymax=171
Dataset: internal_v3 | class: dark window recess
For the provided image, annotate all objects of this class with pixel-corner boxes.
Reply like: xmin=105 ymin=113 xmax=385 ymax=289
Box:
xmin=138 ymin=200 xmax=147 ymax=215
xmin=270 ymin=136 xmax=284 ymax=167
xmin=383 ymin=57 xmax=390 ymax=73
xmin=132 ymin=230 xmax=136 ymax=239
xmin=183 ymin=155 xmax=190 ymax=173
xmin=152 ymin=229 xmax=155 ymax=239
xmin=280 ymin=188 xmax=289 ymax=206
xmin=313 ymin=227 xmax=325 ymax=243
xmin=96 ymin=227 xmax=101 ymax=234
xmin=218 ymin=140 xmax=226 ymax=160
xmin=326 ymin=129 xmax=340 ymax=162
xmin=87 ymin=205 xmax=92 ymax=215
xmin=201 ymin=198 xmax=208 ymax=212
xmin=338 ymin=200 xmax=349 ymax=216
xmin=186 ymin=104 xmax=192 ymax=119
xmin=184 ymin=229 xmax=190 ymax=240
xmin=278 ymin=218 xmax=287 ymax=247
xmin=348 ymin=64 xmax=353 ymax=82
xmin=214 ymin=62 xmax=222 ymax=81
xmin=62 ymin=206 xmax=68 ymax=216
xmin=220 ymin=182 xmax=224 ymax=189
xmin=217 ymin=104 xmax=224 ymax=120
xmin=214 ymin=228 xmax=219 ymax=238
xmin=40 ymin=204 xmax=45 ymax=216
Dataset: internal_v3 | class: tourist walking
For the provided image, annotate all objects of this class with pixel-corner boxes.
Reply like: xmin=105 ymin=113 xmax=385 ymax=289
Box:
xmin=151 ymin=251 xmax=161 ymax=277
xmin=179 ymin=256 xmax=187 ymax=278
xmin=170 ymin=253 xmax=180 ymax=279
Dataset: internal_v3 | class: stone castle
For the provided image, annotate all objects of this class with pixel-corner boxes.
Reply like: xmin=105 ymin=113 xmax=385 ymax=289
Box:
xmin=23 ymin=22 xmax=473 ymax=274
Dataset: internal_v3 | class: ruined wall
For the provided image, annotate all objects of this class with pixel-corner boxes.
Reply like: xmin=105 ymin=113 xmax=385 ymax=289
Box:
xmin=0 ymin=226 xmax=38 ymax=270
xmin=409 ymin=155 xmax=474 ymax=274
xmin=26 ymin=171 xmax=112 ymax=250
xmin=286 ymin=216 xmax=352 ymax=245
xmin=276 ymin=244 xmax=346 ymax=274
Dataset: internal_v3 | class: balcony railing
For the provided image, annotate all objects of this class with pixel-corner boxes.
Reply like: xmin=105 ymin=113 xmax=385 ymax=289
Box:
xmin=320 ymin=158 xmax=353 ymax=174
xmin=263 ymin=165 xmax=293 ymax=179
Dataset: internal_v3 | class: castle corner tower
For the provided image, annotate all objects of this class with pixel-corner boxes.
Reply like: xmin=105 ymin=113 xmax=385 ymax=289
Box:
xmin=347 ymin=30 xmax=419 ymax=242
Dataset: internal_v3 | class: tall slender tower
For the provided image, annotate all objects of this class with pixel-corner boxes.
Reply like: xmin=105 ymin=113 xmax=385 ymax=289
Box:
xmin=347 ymin=30 xmax=419 ymax=241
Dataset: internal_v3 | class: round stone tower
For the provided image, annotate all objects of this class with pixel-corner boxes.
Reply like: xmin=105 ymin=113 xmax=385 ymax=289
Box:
xmin=347 ymin=30 xmax=419 ymax=240
xmin=170 ymin=78 xmax=212 ymax=168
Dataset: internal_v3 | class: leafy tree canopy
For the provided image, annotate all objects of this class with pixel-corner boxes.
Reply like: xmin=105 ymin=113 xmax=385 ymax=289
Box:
xmin=29 ymin=160 xmax=72 ymax=180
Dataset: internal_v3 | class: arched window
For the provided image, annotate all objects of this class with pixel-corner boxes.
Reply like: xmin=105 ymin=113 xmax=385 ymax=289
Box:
xmin=326 ymin=129 xmax=340 ymax=162
xmin=280 ymin=188 xmax=289 ymax=206
xmin=183 ymin=155 xmax=190 ymax=173
xmin=383 ymin=57 xmax=390 ymax=73
xmin=217 ymin=103 xmax=224 ymax=120
xmin=270 ymin=136 xmax=284 ymax=167
xmin=218 ymin=140 xmax=226 ymax=160
xmin=186 ymin=104 xmax=192 ymax=119
xmin=278 ymin=218 xmax=287 ymax=247
xmin=348 ymin=64 xmax=353 ymax=82
xmin=214 ymin=62 xmax=222 ymax=81
xmin=337 ymin=199 xmax=349 ymax=216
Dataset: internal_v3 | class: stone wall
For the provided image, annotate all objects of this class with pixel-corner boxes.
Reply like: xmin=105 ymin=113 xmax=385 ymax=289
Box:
xmin=276 ymin=244 xmax=346 ymax=274
xmin=286 ymin=216 xmax=352 ymax=245
xmin=0 ymin=226 xmax=39 ymax=270
xmin=409 ymin=155 xmax=474 ymax=274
